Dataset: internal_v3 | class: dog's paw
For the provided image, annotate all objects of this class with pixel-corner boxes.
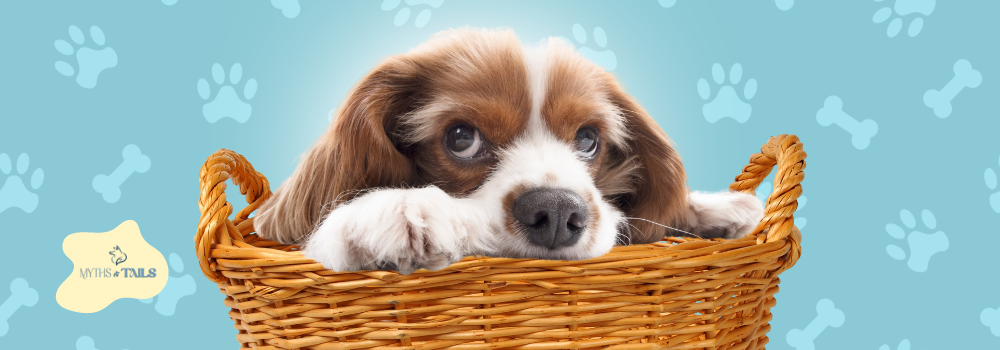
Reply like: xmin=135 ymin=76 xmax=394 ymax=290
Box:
xmin=303 ymin=187 xmax=474 ymax=274
xmin=687 ymin=191 xmax=764 ymax=239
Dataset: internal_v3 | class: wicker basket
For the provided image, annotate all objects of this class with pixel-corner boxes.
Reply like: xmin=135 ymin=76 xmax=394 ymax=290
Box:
xmin=196 ymin=134 xmax=805 ymax=350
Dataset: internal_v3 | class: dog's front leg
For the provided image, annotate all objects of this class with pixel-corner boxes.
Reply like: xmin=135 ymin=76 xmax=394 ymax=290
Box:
xmin=302 ymin=186 xmax=492 ymax=275
xmin=686 ymin=191 xmax=765 ymax=239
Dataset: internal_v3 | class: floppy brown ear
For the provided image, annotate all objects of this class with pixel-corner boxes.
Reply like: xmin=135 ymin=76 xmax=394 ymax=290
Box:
xmin=603 ymin=78 xmax=690 ymax=244
xmin=254 ymin=58 xmax=421 ymax=244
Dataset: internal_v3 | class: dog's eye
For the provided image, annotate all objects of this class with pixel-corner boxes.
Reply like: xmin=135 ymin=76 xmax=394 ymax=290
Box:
xmin=446 ymin=124 xmax=484 ymax=159
xmin=574 ymin=126 xmax=599 ymax=158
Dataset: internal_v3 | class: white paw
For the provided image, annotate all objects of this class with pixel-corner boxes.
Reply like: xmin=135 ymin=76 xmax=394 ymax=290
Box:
xmin=687 ymin=191 xmax=764 ymax=239
xmin=303 ymin=187 xmax=482 ymax=274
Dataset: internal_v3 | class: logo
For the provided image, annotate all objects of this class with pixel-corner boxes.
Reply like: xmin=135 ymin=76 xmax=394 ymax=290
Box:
xmin=57 ymin=220 xmax=168 ymax=313
xmin=80 ymin=244 xmax=157 ymax=280
xmin=109 ymin=245 xmax=127 ymax=265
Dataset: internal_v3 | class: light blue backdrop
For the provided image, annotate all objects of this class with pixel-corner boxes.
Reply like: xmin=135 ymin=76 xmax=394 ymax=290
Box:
xmin=0 ymin=0 xmax=997 ymax=349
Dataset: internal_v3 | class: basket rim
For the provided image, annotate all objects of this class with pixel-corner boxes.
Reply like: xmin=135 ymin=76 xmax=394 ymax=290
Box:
xmin=195 ymin=134 xmax=806 ymax=286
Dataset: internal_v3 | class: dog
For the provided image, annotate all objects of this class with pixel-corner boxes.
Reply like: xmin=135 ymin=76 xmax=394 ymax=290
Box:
xmin=255 ymin=28 xmax=764 ymax=275
xmin=110 ymin=245 xmax=127 ymax=266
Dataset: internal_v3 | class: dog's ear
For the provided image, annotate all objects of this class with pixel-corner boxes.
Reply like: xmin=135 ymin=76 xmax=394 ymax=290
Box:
xmin=255 ymin=58 xmax=422 ymax=244
xmin=603 ymin=77 xmax=689 ymax=244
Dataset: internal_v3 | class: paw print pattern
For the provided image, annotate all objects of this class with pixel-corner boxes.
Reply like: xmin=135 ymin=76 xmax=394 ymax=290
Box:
xmin=879 ymin=339 xmax=911 ymax=350
xmin=0 ymin=154 xmax=44 ymax=214
xmin=570 ymin=24 xmax=617 ymax=71
xmin=198 ymin=63 xmax=257 ymax=124
xmin=54 ymin=25 xmax=118 ymax=89
xmin=138 ymin=253 xmax=197 ymax=316
xmin=698 ymin=63 xmax=758 ymax=123
xmin=885 ymin=209 xmax=948 ymax=272
xmin=271 ymin=0 xmax=300 ymax=18
xmin=873 ymin=0 xmax=935 ymax=38
xmin=381 ymin=0 xmax=443 ymax=28
xmin=986 ymin=157 xmax=1000 ymax=213
xmin=983 ymin=306 xmax=1000 ymax=337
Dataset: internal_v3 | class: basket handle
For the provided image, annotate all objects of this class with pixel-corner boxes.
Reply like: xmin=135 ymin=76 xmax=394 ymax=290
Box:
xmin=196 ymin=149 xmax=272 ymax=283
xmin=728 ymin=134 xmax=805 ymax=249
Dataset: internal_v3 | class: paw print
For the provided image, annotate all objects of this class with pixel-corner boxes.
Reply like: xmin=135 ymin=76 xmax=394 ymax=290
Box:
xmin=698 ymin=63 xmax=758 ymax=123
xmin=271 ymin=0 xmax=300 ymax=18
xmin=0 ymin=154 xmax=44 ymax=214
xmin=879 ymin=339 xmax=911 ymax=350
xmin=982 ymin=306 xmax=1000 ymax=337
xmin=569 ymin=24 xmax=617 ymax=71
xmin=755 ymin=181 xmax=806 ymax=229
xmin=54 ymin=25 xmax=118 ymax=89
xmin=198 ymin=63 xmax=257 ymax=124
xmin=985 ymin=157 xmax=1000 ymax=213
xmin=381 ymin=0 xmax=443 ymax=28
xmin=872 ymin=0 xmax=935 ymax=38
xmin=885 ymin=209 xmax=948 ymax=272
xmin=138 ymin=253 xmax=196 ymax=316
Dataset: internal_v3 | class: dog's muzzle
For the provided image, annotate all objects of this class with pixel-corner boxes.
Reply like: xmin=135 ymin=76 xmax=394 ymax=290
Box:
xmin=512 ymin=188 xmax=588 ymax=250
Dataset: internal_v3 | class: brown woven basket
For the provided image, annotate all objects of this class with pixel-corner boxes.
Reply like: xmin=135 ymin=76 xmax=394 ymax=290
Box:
xmin=196 ymin=134 xmax=805 ymax=350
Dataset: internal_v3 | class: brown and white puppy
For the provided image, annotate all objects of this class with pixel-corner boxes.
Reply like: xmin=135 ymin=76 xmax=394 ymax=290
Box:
xmin=255 ymin=28 xmax=763 ymax=274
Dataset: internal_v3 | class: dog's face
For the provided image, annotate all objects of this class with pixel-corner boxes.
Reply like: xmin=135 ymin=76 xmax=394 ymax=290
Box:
xmin=257 ymin=29 xmax=689 ymax=260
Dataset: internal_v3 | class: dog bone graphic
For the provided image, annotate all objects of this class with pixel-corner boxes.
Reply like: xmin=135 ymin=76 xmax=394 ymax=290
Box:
xmin=0 ymin=278 xmax=39 ymax=337
xmin=816 ymin=96 xmax=878 ymax=150
xmin=879 ymin=339 xmax=911 ymax=350
xmin=77 ymin=335 xmax=127 ymax=350
xmin=785 ymin=298 xmax=845 ymax=350
xmin=92 ymin=144 xmax=150 ymax=203
xmin=924 ymin=59 xmax=982 ymax=118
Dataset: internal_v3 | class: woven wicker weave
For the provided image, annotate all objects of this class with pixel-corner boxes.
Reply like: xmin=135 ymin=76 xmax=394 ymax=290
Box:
xmin=196 ymin=134 xmax=805 ymax=350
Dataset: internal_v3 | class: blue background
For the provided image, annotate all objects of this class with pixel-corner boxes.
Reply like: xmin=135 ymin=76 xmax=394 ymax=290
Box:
xmin=0 ymin=0 xmax=997 ymax=348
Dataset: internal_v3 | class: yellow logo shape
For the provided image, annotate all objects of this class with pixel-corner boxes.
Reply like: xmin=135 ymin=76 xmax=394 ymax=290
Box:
xmin=56 ymin=220 xmax=168 ymax=313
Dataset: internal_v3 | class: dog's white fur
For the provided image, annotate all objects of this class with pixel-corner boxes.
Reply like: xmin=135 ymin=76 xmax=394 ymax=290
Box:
xmin=687 ymin=191 xmax=765 ymax=239
xmin=260 ymin=29 xmax=765 ymax=275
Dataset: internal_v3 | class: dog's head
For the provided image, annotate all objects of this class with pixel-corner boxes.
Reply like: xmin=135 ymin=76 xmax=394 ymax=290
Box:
xmin=257 ymin=28 xmax=688 ymax=259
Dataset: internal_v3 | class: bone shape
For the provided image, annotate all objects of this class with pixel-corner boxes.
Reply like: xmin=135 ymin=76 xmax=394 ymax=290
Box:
xmin=92 ymin=144 xmax=150 ymax=203
xmin=879 ymin=339 xmax=911 ymax=350
xmin=816 ymin=96 xmax=878 ymax=150
xmin=983 ymin=306 xmax=1000 ymax=336
xmin=77 ymin=335 xmax=126 ymax=350
xmin=77 ymin=336 xmax=97 ymax=350
xmin=924 ymin=59 xmax=982 ymax=118
xmin=0 ymin=278 xmax=39 ymax=337
xmin=785 ymin=298 xmax=844 ymax=350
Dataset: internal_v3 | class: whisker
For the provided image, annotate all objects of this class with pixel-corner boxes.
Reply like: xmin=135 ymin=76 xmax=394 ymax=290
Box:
xmin=624 ymin=217 xmax=703 ymax=239
xmin=622 ymin=223 xmax=640 ymax=246
xmin=615 ymin=221 xmax=635 ymax=246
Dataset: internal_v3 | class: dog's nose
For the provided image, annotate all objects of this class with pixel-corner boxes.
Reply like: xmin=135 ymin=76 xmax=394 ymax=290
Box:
xmin=512 ymin=188 xmax=589 ymax=250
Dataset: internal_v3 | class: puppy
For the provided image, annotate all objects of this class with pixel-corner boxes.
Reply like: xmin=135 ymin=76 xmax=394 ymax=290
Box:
xmin=255 ymin=28 xmax=763 ymax=274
